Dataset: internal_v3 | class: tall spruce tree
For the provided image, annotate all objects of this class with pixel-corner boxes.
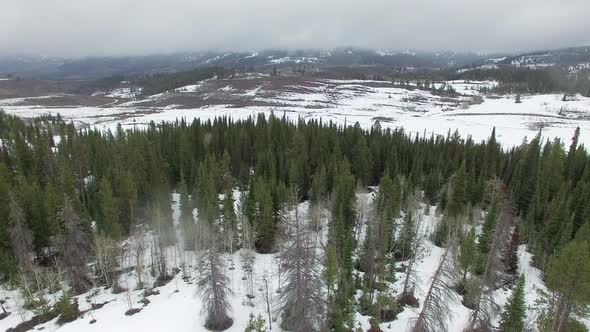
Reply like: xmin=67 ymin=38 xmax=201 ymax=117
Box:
xmin=498 ymin=275 xmax=526 ymax=332
xmin=97 ymin=177 xmax=123 ymax=239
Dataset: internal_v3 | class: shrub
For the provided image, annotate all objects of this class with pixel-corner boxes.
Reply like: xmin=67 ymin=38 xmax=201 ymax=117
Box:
xmin=55 ymin=295 xmax=80 ymax=324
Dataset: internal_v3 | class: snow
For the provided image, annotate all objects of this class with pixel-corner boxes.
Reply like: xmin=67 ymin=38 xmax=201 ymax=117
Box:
xmin=2 ymin=79 xmax=590 ymax=148
xmin=0 ymin=192 xmax=290 ymax=332
xmin=106 ymin=87 xmax=142 ymax=99
xmin=269 ymin=57 xmax=320 ymax=64
xmin=1 ymin=193 xmax=588 ymax=331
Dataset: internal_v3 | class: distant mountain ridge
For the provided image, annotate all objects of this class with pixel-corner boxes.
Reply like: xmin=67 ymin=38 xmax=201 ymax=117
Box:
xmin=1 ymin=46 xmax=589 ymax=80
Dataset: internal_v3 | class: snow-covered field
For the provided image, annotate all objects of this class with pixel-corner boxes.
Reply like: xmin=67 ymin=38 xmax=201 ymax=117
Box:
xmin=1 ymin=79 xmax=589 ymax=147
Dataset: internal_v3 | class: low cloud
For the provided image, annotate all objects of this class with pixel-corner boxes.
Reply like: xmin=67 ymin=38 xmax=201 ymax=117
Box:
xmin=1 ymin=0 xmax=588 ymax=56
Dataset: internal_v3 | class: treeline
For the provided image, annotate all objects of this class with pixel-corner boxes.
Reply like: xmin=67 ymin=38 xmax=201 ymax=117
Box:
xmin=457 ymin=67 xmax=590 ymax=95
xmin=384 ymin=66 xmax=590 ymax=96
xmin=132 ymin=67 xmax=226 ymax=96
xmin=0 ymin=110 xmax=589 ymax=331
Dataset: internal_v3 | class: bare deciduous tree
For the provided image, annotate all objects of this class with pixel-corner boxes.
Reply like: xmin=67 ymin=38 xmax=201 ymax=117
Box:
xmin=93 ymin=233 xmax=119 ymax=288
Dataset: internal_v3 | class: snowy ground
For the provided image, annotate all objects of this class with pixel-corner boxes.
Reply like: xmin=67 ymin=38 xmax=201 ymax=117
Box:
xmin=1 ymin=78 xmax=589 ymax=147
xmin=1 ymin=190 xmax=585 ymax=332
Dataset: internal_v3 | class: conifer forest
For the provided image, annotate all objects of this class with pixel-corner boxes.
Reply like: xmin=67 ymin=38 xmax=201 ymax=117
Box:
xmin=0 ymin=107 xmax=589 ymax=331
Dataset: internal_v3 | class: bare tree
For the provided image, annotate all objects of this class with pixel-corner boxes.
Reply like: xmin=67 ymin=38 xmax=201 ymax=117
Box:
xmin=411 ymin=244 xmax=457 ymax=332
xmin=261 ymin=275 xmax=273 ymax=331
xmin=130 ymin=226 xmax=147 ymax=290
xmin=58 ymin=195 xmax=92 ymax=294
xmin=279 ymin=196 xmax=325 ymax=332
xmin=93 ymin=233 xmax=119 ymax=288
xmin=198 ymin=232 xmax=233 ymax=331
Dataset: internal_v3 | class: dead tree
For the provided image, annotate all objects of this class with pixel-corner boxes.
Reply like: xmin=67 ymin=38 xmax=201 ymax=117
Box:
xmin=58 ymin=196 xmax=92 ymax=294
xmin=93 ymin=234 xmax=119 ymax=288
xmin=198 ymin=233 xmax=233 ymax=331
xmin=130 ymin=226 xmax=146 ymax=289
xmin=279 ymin=198 xmax=325 ymax=332
xmin=262 ymin=275 xmax=273 ymax=331
xmin=411 ymin=245 xmax=457 ymax=332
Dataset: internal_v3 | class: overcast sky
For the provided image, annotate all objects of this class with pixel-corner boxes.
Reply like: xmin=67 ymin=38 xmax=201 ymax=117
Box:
xmin=1 ymin=0 xmax=589 ymax=56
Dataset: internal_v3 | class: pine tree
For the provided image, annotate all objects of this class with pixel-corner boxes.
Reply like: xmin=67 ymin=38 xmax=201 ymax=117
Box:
xmin=545 ymin=240 xmax=590 ymax=331
xmin=0 ymin=165 xmax=15 ymax=279
xmin=244 ymin=313 xmax=267 ymax=332
xmin=458 ymin=229 xmax=477 ymax=285
xmin=198 ymin=237 xmax=233 ymax=331
xmin=58 ymin=195 xmax=92 ymax=294
xmin=97 ymin=177 xmax=123 ymax=239
xmin=327 ymin=160 xmax=356 ymax=331
xmin=9 ymin=195 xmax=33 ymax=270
xmin=498 ymin=275 xmax=526 ymax=332
xmin=446 ymin=161 xmax=466 ymax=218
xmin=179 ymin=176 xmax=195 ymax=250
xmin=398 ymin=210 xmax=415 ymax=261
xmin=478 ymin=195 xmax=499 ymax=256
xmin=252 ymin=177 xmax=274 ymax=253
xmin=221 ymin=185 xmax=237 ymax=253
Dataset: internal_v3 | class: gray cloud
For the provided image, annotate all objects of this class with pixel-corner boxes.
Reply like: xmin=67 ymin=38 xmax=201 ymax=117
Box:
xmin=1 ymin=0 xmax=589 ymax=56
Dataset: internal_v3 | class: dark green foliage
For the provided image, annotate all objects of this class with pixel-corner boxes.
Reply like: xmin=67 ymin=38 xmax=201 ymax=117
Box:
xmin=244 ymin=313 xmax=267 ymax=332
xmin=478 ymin=195 xmax=499 ymax=256
xmin=135 ymin=67 xmax=221 ymax=95
xmin=252 ymin=177 xmax=274 ymax=253
xmin=458 ymin=229 xmax=477 ymax=285
xmin=546 ymin=240 xmax=590 ymax=308
xmin=398 ymin=211 xmax=415 ymax=260
xmin=0 ymin=108 xmax=588 ymax=327
xmin=54 ymin=294 xmax=80 ymax=324
xmin=445 ymin=161 xmax=467 ymax=218
xmin=97 ymin=177 xmax=124 ymax=239
xmin=498 ymin=275 xmax=526 ymax=332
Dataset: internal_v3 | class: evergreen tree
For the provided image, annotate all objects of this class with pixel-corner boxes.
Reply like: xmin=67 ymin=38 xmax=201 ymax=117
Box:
xmin=545 ymin=240 xmax=590 ymax=331
xmin=446 ymin=161 xmax=466 ymax=218
xmin=398 ymin=210 xmax=415 ymax=261
xmin=253 ymin=177 xmax=274 ymax=253
xmin=478 ymin=195 xmax=499 ymax=256
xmin=458 ymin=229 xmax=477 ymax=285
xmin=244 ymin=313 xmax=267 ymax=332
xmin=97 ymin=177 xmax=123 ymax=239
xmin=9 ymin=195 xmax=33 ymax=270
xmin=498 ymin=275 xmax=526 ymax=332
xmin=0 ymin=165 xmax=15 ymax=279
xmin=58 ymin=196 xmax=92 ymax=294
xmin=178 ymin=176 xmax=195 ymax=249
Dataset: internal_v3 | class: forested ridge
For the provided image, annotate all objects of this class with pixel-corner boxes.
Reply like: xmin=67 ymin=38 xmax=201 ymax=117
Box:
xmin=0 ymin=109 xmax=589 ymax=331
